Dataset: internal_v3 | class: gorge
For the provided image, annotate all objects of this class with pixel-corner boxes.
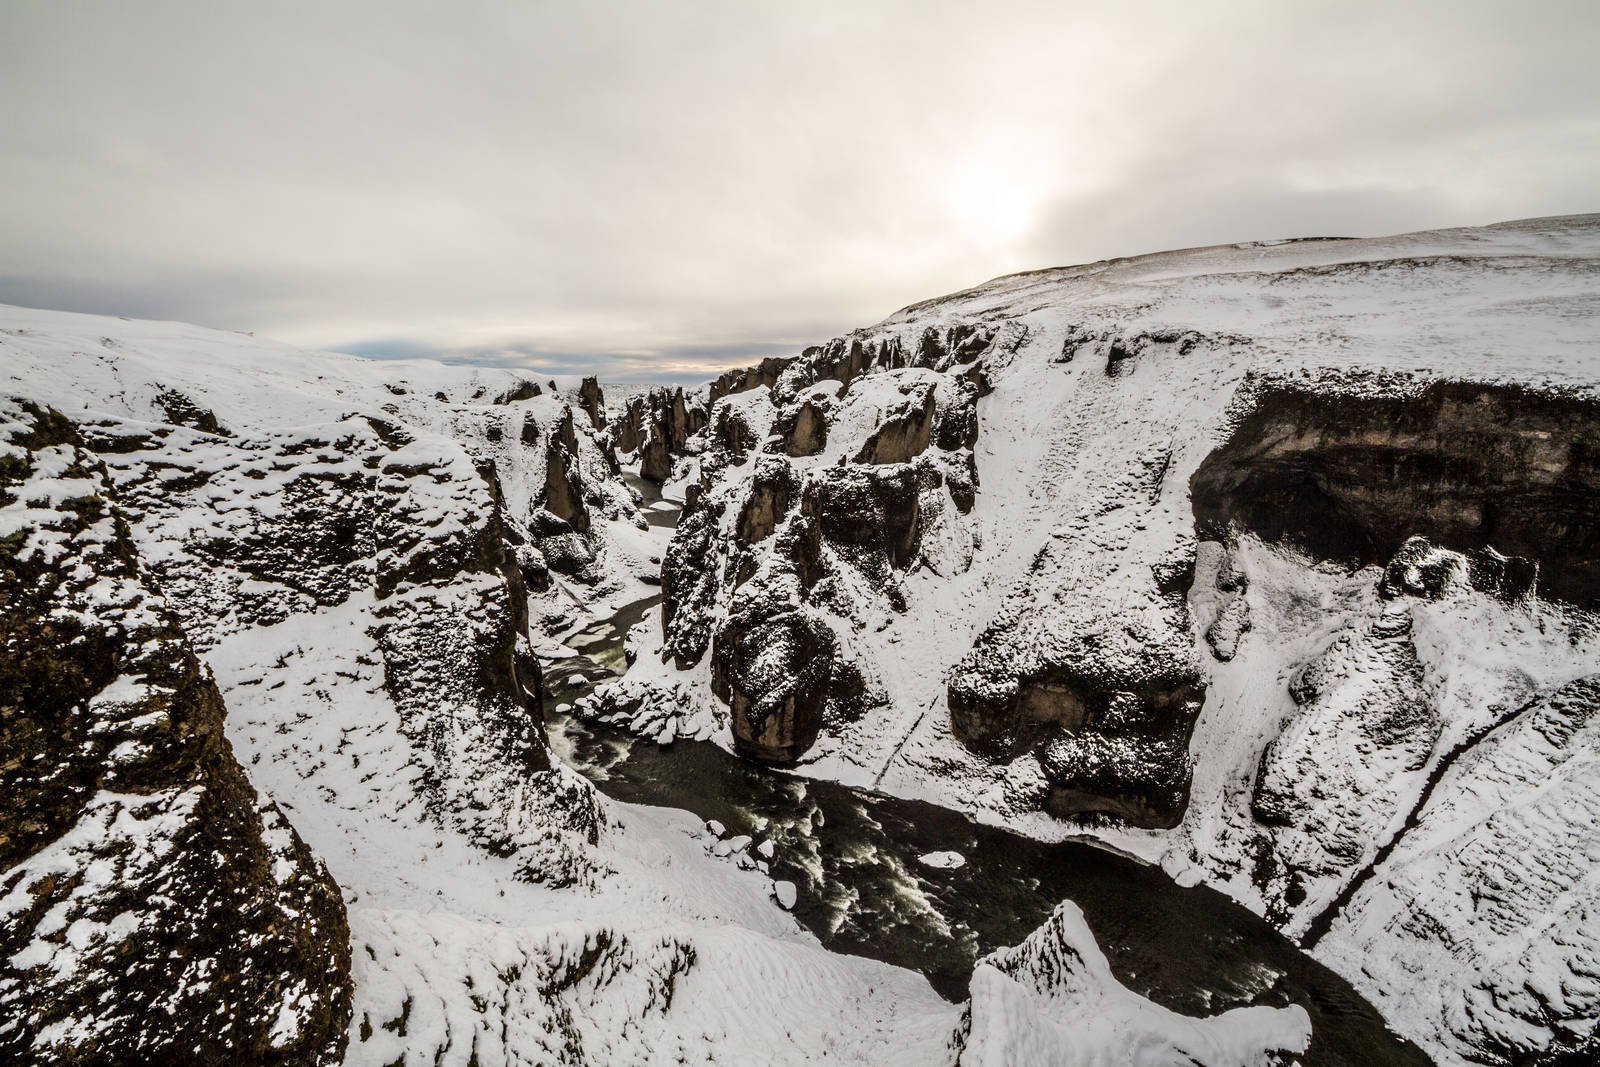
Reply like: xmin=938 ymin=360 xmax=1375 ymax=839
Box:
xmin=4 ymin=214 xmax=1599 ymax=1066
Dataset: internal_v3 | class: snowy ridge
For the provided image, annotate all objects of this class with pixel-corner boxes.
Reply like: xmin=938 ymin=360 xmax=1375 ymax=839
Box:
xmin=0 ymin=397 xmax=351 ymax=1062
xmin=958 ymin=901 xmax=1309 ymax=1066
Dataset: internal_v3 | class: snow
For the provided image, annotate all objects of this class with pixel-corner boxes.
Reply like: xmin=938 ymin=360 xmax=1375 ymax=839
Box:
xmin=2 ymin=788 xmax=204 ymax=979
xmin=918 ymin=851 xmax=966 ymax=870
xmin=583 ymin=214 xmax=1600 ymax=1063
xmin=0 ymin=306 xmax=973 ymax=1064
xmin=0 ymin=295 xmax=1302 ymax=1064
xmin=10 ymin=215 xmax=1598 ymax=1064
xmin=959 ymin=901 xmax=1309 ymax=1067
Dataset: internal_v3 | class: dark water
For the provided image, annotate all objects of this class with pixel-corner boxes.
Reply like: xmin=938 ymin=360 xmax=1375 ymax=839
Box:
xmin=541 ymin=488 xmax=1431 ymax=1067
xmin=622 ymin=470 xmax=679 ymax=528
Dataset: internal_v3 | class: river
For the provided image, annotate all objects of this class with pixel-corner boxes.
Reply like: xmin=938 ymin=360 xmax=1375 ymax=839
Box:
xmin=540 ymin=478 xmax=1431 ymax=1067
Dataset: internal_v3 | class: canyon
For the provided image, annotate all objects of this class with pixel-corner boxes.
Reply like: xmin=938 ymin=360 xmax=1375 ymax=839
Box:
xmin=4 ymin=214 xmax=1599 ymax=1065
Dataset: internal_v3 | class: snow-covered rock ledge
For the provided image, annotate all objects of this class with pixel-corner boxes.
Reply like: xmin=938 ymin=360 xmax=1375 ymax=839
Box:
xmin=957 ymin=901 xmax=1310 ymax=1067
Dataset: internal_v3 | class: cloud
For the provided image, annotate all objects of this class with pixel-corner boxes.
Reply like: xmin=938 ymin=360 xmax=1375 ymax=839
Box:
xmin=1 ymin=0 xmax=1595 ymax=383
xmin=334 ymin=338 xmax=802 ymax=385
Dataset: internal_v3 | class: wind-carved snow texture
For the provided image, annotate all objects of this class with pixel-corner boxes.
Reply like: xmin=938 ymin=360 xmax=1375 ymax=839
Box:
xmin=584 ymin=214 xmax=1600 ymax=1064
xmin=956 ymin=900 xmax=1310 ymax=1067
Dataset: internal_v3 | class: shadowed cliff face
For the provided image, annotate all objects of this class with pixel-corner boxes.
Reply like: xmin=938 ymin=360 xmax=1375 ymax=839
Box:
xmin=0 ymin=402 xmax=353 ymax=1065
xmin=1191 ymin=380 xmax=1600 ymax=609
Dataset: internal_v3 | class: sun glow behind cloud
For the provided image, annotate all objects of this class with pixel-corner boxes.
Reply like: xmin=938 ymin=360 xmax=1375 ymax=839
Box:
xmin=0 ymin=1 xmax=1595 ymax=382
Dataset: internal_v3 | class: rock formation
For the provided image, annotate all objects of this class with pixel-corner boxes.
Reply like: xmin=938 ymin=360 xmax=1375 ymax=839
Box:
xmin=1 ymin=401 xmax=352 ymax=1064
xmin=577 ymin=375 xmax=606 ymax=429
xmin=1190 ymin=377 xmax=1599 ymax=609
xmin=657 ymin=366 xmax=982 ymax=762
xmin=956 ymin=901 xmax=1310 ymax=1066
xmin=0 ymin=315 xmax=668 ymax=1060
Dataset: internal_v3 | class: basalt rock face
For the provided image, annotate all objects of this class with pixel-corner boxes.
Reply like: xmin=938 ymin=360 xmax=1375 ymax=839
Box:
xmin=577 ymin=375 xmax=606 ymax=429
xmin=709 ymin=356 xmax=793 ymax=407
xmin=1188 ymin=376 xmax=1600 ymax=921
xmin=540 ymin=406 xmax=593 ymax=537
xmin=946 ymin=569 xmax=1205 ymax=828
xmin=638 ymin=387 xmax=709 ymax=483
xmin=1191 ymin=378 xmax=1600 ymax=609
xmin=0 ymin=401 xmax=352 ymax=1065
xmin=775 ymin=395 xmax=829 ymax=457
xmin=659 ymin=366 xmax=982 ymax=761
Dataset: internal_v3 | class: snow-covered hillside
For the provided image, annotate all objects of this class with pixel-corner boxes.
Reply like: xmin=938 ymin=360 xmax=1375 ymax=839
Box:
xmin=1 ymin=305 xmax=1316 ymax=1065
xmin=585 ymin=214 xmax=1600 ymax=1065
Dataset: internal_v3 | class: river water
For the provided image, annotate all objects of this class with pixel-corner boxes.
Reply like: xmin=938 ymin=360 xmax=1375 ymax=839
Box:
xmin=541 ymin=480 xmax=1431 ymax=1067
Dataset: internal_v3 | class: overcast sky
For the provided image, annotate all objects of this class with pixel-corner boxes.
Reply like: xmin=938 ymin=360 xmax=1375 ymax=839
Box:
xmin=2 ymin=2 xmax=1596 ymax=382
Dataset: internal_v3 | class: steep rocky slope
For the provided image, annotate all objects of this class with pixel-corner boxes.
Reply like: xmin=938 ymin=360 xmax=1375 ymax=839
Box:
xmin=1 ymin=400 xmax=351 ymax=1064
xmin=586 ymin=213 xmax=1600 ymax=1064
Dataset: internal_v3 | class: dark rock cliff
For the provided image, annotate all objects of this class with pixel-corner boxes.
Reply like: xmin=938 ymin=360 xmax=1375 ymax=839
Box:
xmin=658 ymin=335 xmax=988 ymax=763
xmin=1191 ymin=378 xmax=1600 ymax=609
xmin=0 ymin=401 xmax=352 ymax=1065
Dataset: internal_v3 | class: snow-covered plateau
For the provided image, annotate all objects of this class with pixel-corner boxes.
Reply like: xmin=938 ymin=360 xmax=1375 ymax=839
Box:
xmin=3 ymin=213 xmax=1598 ymax=1066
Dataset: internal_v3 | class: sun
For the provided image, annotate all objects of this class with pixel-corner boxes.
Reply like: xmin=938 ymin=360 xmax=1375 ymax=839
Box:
xmin=940 ymin=156 xmax=1039 ymax=248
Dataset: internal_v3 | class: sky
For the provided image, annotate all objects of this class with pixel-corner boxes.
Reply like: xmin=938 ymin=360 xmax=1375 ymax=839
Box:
xmin=1 ymin=1 xmax=1596 ymax=384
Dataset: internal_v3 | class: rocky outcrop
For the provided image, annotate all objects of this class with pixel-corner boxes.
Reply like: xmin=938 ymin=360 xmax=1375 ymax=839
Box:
xmin=577 ymin=376 xmax=606 ymax=429
xmin=54 ymin=371 xmax=614 ymax=884
xmin=711 ymin=595 xmax=863 ymax=763
xmin=609 ymin=393 xmax=647 ymax=455
xmin=539 ymin=406 xmax=592 ymax=536
xmin=709 ymin=356 xmax=793 ymax=407
xmin=638 ymin=387 xmax=708 ymax=483
xmin=1379 ymin=534 xmax=1537 ymax=603
xmin=493 ymin=378 xmax=542 ymax=404
xmin=709 ymin=393 xmax=766 ymax=461
xmin=775 ymin=395 xmax=829 ymax=456
xmin=153 ymin=385 xmax=230 ymax=435
xmin=656 ymin=366 xmax=981 ymax=762
xmin=947 ymin=577 xmax=1205 ymax=829
xmin=765 ymin=321 xmax=1016 ymax=408
xmin=1191 ymin=378 xmax=1600 ymax=609
xmin=0 ymin=401 xmax=352 ymax=1065
xmin=956 ymin=900 xmax=1310 ymax=1066
xmin=854 ymin=378 xmax=935 ymax=465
